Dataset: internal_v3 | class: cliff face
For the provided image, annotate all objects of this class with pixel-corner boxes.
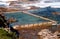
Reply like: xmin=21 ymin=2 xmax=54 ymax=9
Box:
xmin=0 ymin=7 xmax=19 ymax=12
xmin=0 ymin=14 xmax=9 ymax=28
xmin=0 ymin=7 xmax=7 ymax=12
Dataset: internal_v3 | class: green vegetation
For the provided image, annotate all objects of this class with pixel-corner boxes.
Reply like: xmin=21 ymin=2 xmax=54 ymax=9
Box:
xmin=0 ymin=9 xmax=18 ymax=39
xmin=0 ymin=28 xmax=18 ymax=39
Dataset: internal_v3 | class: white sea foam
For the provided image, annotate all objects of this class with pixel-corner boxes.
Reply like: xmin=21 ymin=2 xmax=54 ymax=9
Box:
xmin=20 ymin=0 xmax=60 ymax=8
xmin=0 ymin=0 xmax=60 ymax=8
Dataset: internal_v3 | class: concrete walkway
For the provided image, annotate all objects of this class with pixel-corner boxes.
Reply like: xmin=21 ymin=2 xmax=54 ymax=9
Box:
xmin=22 ymin=11 xmax=56 ymax=23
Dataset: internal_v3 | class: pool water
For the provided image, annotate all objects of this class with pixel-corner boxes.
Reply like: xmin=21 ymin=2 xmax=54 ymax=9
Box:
xmin=4 ymin=12 xmax=49 ymax=26
xmin=29 ymin=7 xmax=60 ymax=24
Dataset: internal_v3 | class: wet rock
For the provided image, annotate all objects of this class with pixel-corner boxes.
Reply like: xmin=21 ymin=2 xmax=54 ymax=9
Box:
xmin=38 ymin=29 xmax=59 ymax=39
xmin=8 ymin=17 xmax=17 ymax=23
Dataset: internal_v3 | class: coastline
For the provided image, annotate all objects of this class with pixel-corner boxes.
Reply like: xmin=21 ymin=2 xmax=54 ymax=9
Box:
xmin=22 ymin=11 xmax=56 ymax=22
xmin=4 ymin=11 xmax=56 ymax=28
xmin=3 ymin=11 xmax=22 ymax=14
xmin=3 ymin=10 xmax=57 ymax=27
xmin=13 ymin=22 xmax=55 ymax=30
xmin=4 ymin=10 xmax=56 ymax=22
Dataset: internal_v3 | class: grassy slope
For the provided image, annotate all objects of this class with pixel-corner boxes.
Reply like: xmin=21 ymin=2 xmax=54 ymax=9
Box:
xmin=0 ymin=29 xmax=12 ymax=39
xmin=0 ymin=28 xmax=16 ymax=39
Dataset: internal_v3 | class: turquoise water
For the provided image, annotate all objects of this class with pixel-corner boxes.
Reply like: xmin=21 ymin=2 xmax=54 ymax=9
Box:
xmin=29 ymin=7 xmax=60 ymax=24
xmin=4 ymin=12 xmax=49 ymax=26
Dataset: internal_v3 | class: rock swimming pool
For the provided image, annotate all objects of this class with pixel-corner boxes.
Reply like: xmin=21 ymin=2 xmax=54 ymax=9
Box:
xmin=4 ymin=12 xmax=49 ymax=26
